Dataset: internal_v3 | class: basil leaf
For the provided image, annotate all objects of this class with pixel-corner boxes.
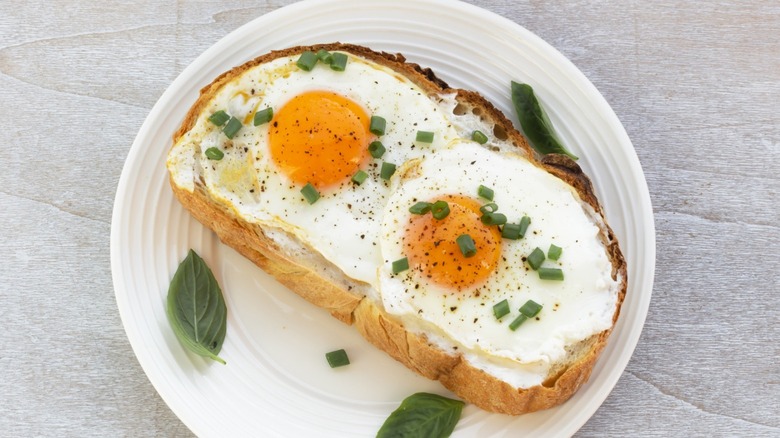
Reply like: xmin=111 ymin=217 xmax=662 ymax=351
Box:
xmin=376 ymin=392 xmax=464 ymax=438
xmin=511 ymin=81 xmax=579 ymax=160
xmin=166 ymin=249 xmax=227 ymax=364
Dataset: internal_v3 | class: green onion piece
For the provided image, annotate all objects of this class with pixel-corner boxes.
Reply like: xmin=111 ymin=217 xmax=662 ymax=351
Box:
xmin=492 ymin=299 xmax=510 ymax=320
xmin=392 ymin=257 xmax=409 ymax=274
xmin=300 ymin=183 xmax=320 ymax=204
xmin=370 ymin=116 xmax=386 ymax=135
xmin=316 ymin=49 xmax=333 ymax=64
xmin=330 ymin=52 xmax=348 ymax=71
xmin=456 ymin=234 xmax=477 ymax=258
xmin=518 ymin=215 xmax=531 ymax=238
xmin=325 ymin=349 xmax=350 ymax=368
xmin=204 ymin=147 xmax=224 ymax=161
xmin=415 ymin=130 xmax=434 ymax=143
xmin=431 ymin=200 xmax=450 ymax=220
xmin=253 ymin=107 xmax=273 ymax=126
xmin=501 ymin=223 xmax=521 ymax=240
xmin=526 ymin=247 xmax=545 ymax=270
xmin=296 ymin=51 xmax=318 ymax=71
xmin=481 ymin=212 xmax=507 ymax=226
xmin=519 ymin=300 xmax=543 ymax=317
xmin=509 ymin=314 xmax=528 ymax=331
xmin=409 ymin=202 xmax=432 ymax=215
xmin=380 ymin=162 xmax=396 ymax=180
xmin=478 ymin=185 xmax=494 ymax=201
xmin=548 ymin=244 xmax=563 ymax=261
xmin=472 ymin=130 xmax=488 ymax=144
xmin=351 ymin=170 xmax=368 ymax=185
xmin=479 ymin=203 xmax=498 ymax=214
xmin=208 ymin=110 xmax=230 ymax=126
xmin=368 ymin=141 xmax=386 ymax=159
xmin=539 ymin=268 xmax=564 ymax=281
xmin=222 ymin=116 xmax=242 ymax=139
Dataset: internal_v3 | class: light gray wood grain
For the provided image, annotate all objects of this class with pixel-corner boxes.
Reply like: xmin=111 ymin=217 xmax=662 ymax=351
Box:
xmin=1 ymin=0 xmax=778 ymax=436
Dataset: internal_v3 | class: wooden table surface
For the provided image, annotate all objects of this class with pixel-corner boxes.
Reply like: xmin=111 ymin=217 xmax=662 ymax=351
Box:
xmin=1 ymin=0 xmax=778 ymax=436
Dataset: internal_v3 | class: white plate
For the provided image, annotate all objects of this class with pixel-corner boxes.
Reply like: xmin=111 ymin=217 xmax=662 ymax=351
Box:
xmin=111 ymin=0 xmax=655 ymax=436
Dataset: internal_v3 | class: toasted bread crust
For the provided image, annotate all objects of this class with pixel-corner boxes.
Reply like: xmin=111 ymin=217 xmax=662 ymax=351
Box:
xmin=168 ymin=43 xmax=627 ymax=414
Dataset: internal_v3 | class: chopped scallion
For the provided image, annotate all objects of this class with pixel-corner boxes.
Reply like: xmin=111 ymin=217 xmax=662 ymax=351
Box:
xmin=431 ymin=200 xmax=450 ymax=220
xmin=370 ymin=116 xmax=386 ymax=136
xmin=526 ymin=247 xmax=545 ymax=270
xmin=548 ymin=244 xmax=562 ymax=261
xmin=380 ymin=162 xmax=396 ymax=180
xmin=222 ymin=116 xmax=242 ymax=139
xmin=538 ymin=268 xmax=564 ymax=281
xmin=316 ymin=49 xmax=333 ymax=64
xmin=253 ymin=107 xmax=273 ymax=126
xmin=519 ymin=300 xmax=543 ymax=317
xmin=472 ymin=130 xmax=488 ymax=144
xmin=501 ymin=223 xmax=521 ymax=240
xmin=392 ymin=257 xmax=409 ymax=274
xmin=477 ymin=184 xmax=494 ymax=201
xmin=325 ymin=349 xmax=350 ymax=368
xmin=351 ymin=170 xmax=368 ymax=185
xmin=456 ymin=234 xmax=477 ymax=258
xmin=479 ymin=203 xmax=498 ymax=214
xmin=518 ymin=215 xmax=531 ymax=238
xmin=296 ymin=51 xmax=318 ymax=71
xmin=409 ymin=202 xmax=432 ymax=215
xmin=509 ymin=314 xmax=528 ymax=331
xmin=481 ymin=212 xmax=507 ymax=226
xmin=208 ymin=110 xmax=229 ymax=126
xmin=204 ymin=147 xmax=224 ymax=160
xmin=300 ymin=183 xmax=320 ymax=204
xmin=492 ymin=299 xmax=510 ymax=320
xmin=415 ymin=130 xmax=434 ymax=143
xmin=368 ymin=141 xmax=386 ymax=159
xmin=330 ymin=52 xmax=348 ymax=71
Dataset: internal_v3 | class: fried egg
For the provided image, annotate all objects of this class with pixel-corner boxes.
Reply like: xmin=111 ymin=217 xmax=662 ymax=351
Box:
xmin=378 ymin=140 xmax=620 ymax=388
xmin=168 ymin=51 xmax=460 ymax=285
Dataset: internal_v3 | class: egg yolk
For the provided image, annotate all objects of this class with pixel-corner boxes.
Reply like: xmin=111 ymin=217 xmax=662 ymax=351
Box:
xmin=403 ymin=195 xmax=502 ymax=290
xmin=268 ymin=90 xmax=371 ymax=188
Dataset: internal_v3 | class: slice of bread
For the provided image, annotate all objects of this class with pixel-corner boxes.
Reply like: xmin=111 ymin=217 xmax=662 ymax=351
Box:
xmin=167 ymin=43 xmax=627 ymax=415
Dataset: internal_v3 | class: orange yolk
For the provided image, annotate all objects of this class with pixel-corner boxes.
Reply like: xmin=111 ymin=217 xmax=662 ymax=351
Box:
xmin=268 ymin=90 xmax=371 ymax=188
xmin=403 ymin=195 xmax=502 ymax=291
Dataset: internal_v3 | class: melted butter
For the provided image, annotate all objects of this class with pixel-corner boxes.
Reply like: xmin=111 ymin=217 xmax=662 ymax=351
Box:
xmin=217 ymin=156 xmax=256 ymax=194
xmin=233 ymin=90 xmax=251 ymax=102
